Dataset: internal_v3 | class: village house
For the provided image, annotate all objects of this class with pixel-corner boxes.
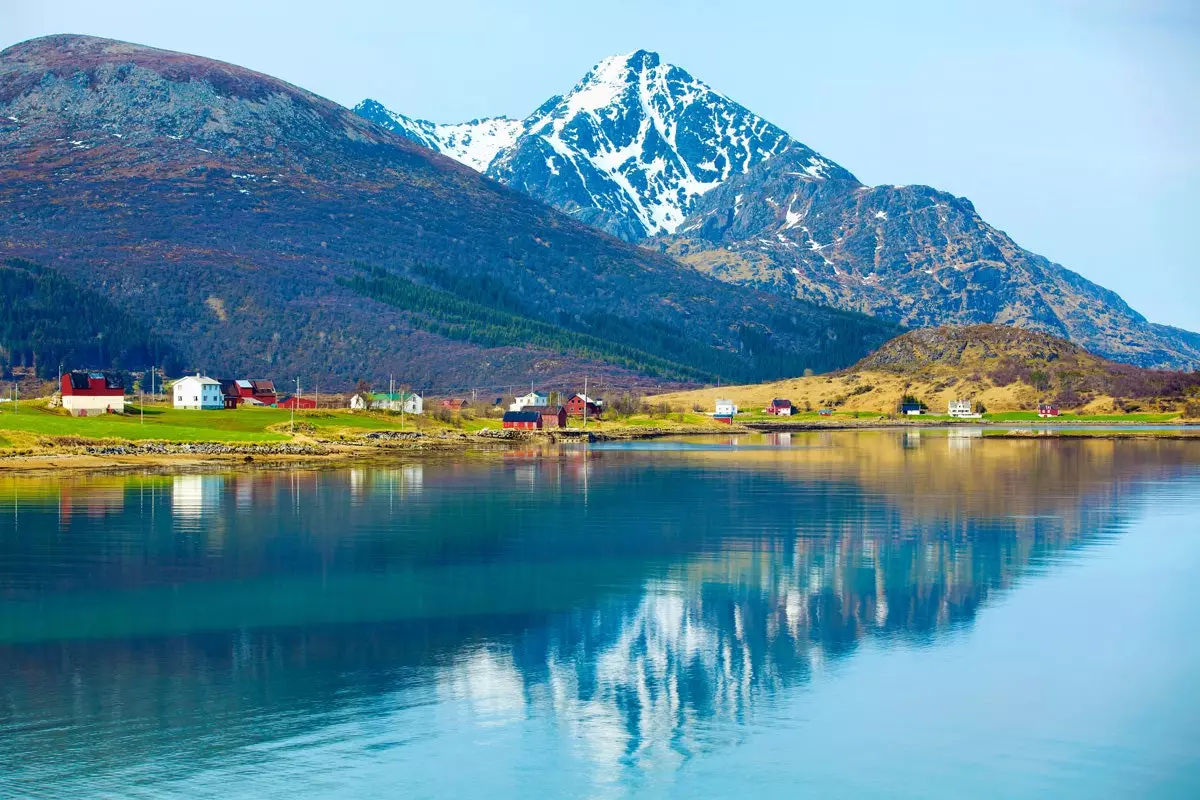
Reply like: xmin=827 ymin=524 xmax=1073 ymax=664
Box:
xmin=714 ymin=399 xmax=738 ymax=416
xmin=173 ymin=374 xmax=224 ymax=410
xmin=60 ymin=371 xmax=125 ymax=416
xmin=218 ymin=380 xmax=241 ymax=409
xmin=502 ymin=410 xmax=541 ymax=430
xmin=947 ymin=400 xmax=982 ymax=419
xmin=510 ymin=391 xmax=548 ymax=412
xmin=900 ymin=401 xmax=924 ymax=416
xmin=766 ymin=398 xmax=793 ymax=416
xmin=231 ymin=379 xmax=277 ymax=406
xmin=370 ymin=391 xmax=423 ymax=414
xmin=535 ymin=405 xmax=568 ymax=428
xmin=440 ymin=398 xmax=469 ymax=412
xmin=1038 ymin=403 xmax=1060 ymax=418
xmin=566 ymin=393 xmax=603 ymax=418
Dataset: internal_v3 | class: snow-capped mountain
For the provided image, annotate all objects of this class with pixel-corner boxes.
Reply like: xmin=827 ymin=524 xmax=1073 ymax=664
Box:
xmin=354 ymin=50 xmax=1200 ymax=370
xmin=354 ymin=99 xmax=522 ymax=172
xmin=357 ymin=50 xmax=844 ymax=241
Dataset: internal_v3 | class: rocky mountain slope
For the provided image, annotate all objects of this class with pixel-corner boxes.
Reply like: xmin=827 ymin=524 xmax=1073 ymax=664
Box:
xmin=659 ymin=151 xmax=1200 ymax=371
xmin=0 ymin=35 xmax=897 ymax=387
xmin=650 ymin=325 xmax=1200 ymax=415
xmin=362 ymin=52 xmax=1200 ymax=371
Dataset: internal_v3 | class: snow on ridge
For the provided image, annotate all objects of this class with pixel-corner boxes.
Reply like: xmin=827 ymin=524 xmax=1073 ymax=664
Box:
xmin=356 ymin=100 xmax=521 ymax=172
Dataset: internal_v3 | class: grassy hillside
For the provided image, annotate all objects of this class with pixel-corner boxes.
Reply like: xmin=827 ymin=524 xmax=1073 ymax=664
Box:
xmin=649 ymin=325 xmax=1200 ymax=416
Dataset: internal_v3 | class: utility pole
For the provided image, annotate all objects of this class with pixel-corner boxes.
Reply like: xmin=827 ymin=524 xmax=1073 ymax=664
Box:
xmin=291 ymin=377 xmax=297 ymax=433
xmin=583 ymin=375 xmax=588 ymax=429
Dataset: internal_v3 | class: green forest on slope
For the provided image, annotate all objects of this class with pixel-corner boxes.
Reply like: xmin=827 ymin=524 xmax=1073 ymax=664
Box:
xmin=0 ymin=258 xmax=178 ymax=378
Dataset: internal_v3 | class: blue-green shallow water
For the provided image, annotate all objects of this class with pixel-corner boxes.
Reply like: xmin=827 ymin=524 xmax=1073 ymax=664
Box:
xmin=1 ymin=431 xmax=1198 ymax=798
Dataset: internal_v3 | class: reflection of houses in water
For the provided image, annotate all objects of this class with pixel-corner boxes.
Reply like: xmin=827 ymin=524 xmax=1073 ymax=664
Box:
xmin=903 ymin=430 xmax=921 ymax=448
xmin=947 ymin=427 xmax=983 ymax=451
xmin=171 ymin=475 xmax=224 ymax=521
xmin=57 ymin=484 xmax=126 ymax=526
xmin=764 ymin=433 xmax=792 ymax=447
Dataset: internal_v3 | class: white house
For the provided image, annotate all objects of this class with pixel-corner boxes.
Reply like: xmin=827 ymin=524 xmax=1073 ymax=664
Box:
xmin=370 ymin=391 xmax=423 ymax=414
xmin=715 ymin=399 xmax=738 ymax=417
xmin=173 ymin=374 xmax=224 ymax=410
xmin=350 ymin=393 xmax=368 ymax=410
xmin=948 ymin=399 xmax=982 ymax=419
xmin=510 ymin=391 xmax=548 ymax=412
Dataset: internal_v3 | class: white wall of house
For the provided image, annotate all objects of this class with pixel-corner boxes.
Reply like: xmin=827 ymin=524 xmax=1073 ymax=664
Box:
xmin=948 ymin=400 xmax=973 ymax=417
xmin=715 ymin=399 xmax=737 ymax=416
xmin=173 ymin=375 xmax=224 ymax=410
xmin=350 ymin=393 xmax=368 ymax=410
xmin=510 ymin=391 xmax=548 ymax=412
xmin=403 ymin=393 xmax=423 ymax=414
xmin=62 ymin=394 xmax=124 ymax=416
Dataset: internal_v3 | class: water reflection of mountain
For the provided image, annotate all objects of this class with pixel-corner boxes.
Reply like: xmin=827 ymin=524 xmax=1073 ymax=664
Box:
xmin=0 ymin=436 xmax=1197 ymax=789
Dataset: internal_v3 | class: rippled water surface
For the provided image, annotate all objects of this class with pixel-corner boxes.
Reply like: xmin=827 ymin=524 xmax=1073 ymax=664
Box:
xmin=2 ymin=431 xmax=1198 ymax=798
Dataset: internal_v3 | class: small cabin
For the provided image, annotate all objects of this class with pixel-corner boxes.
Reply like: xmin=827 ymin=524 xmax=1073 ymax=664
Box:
xmin=715 ymin=399 xmax=738 ymax=417
xmin=440 ymin=398 xmax=469 ymax=412
xmin=818 ymin=408 xmax=833 ymax=417
xmin=900 ymin=402 xmax=924 ymax=416
xmin=766 ymin=398 xmax=793 ymax=416
xmin=535 ymin=405 xmax=568 ymax=428
xmin=1038 ymin=403 xmax=1060 ymax=418
xmin=60 ymin=371 xmax=125 ymax=416
xmin=502 ymin=410 xmax=541 ymax=430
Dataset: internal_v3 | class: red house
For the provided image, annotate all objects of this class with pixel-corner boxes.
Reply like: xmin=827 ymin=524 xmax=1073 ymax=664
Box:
xmin=566 ymin=394 xmax=603 ymax=419
xmin=60 ymin=371 xmax=125 ymax=416
xmin=536 ymin=405 xmax=568 ymax=428
xmin=1037 ymin=403 xmax=1060 ymax=418
xmin=218 ymin=379 xmax=279 ymax=408
xmin=440 ymin=398 xmax=469 ymax=411
xmin=503 ymin=410 xmax=541 ymax=430
xmin=278 ymin=395 xmax=316 ymax=410
xmin=766 ymin=398 xmax=793 ymax=416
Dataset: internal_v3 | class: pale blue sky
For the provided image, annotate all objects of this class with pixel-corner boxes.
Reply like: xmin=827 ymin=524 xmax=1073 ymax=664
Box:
xmin=7 ymin=0 xmax=1198 ymax=331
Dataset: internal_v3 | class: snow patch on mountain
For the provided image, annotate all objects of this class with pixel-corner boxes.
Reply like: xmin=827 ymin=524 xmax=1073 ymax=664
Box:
xmin=353 ymin=100 xmax=520 ymax=172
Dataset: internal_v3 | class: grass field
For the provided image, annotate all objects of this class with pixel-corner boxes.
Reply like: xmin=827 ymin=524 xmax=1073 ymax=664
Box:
xmin=0 ymin=403 xmax=443 ymax=444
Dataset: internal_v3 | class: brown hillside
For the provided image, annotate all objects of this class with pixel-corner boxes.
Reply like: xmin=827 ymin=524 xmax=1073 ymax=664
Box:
xmin=650 ymin=325 xmax=1200 ymax=414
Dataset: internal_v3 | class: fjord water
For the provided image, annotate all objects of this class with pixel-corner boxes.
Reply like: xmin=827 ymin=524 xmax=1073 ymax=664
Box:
xmin=1 ymin=432 xmax=1198 ymax=798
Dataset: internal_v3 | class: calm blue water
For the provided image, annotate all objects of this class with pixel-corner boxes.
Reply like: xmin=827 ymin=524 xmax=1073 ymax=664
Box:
xmin=1 ymin=431 xmax=1198 ymax=798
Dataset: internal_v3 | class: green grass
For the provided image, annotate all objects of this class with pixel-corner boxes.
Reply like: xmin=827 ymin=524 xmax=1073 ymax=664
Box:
xmin=0 ymin=404 xmax=453 ymax=443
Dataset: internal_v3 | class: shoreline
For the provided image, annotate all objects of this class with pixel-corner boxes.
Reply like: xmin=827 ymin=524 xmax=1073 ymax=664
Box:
xmin=2 ymin=419 xmax=1198 ymax=474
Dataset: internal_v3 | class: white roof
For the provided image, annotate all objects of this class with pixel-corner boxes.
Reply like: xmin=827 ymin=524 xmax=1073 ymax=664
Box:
xmin=177 ymin=374 xmax=220 ymax=386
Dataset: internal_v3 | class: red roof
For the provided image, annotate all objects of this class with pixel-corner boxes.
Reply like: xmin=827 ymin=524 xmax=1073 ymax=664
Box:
xmin=61 ymin=371 xmax=124 ymax=397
